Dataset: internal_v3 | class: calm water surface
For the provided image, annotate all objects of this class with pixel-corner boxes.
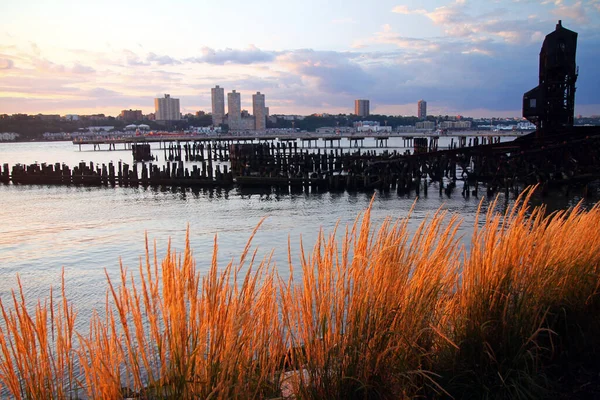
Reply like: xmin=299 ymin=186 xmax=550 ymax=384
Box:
xmin=0 ymin=139 xmax=593 ymax=330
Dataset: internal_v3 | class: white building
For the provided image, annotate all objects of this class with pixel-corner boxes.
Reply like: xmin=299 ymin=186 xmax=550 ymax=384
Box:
xmin=0 ymin=132 xmax=20 ymax=141
xmin=154 ymin=94 xmax=181 ymax=121
xmin=42 ymin=132 xmax=70 ymax=140
xmin=88 ymin=126 xmax=115 ymax=132
xmin=192 ymin=126 xmax=222 ymax=134
xmin=517 ymin=121 xmax=536 ymax=130
xmin=357 ymin=125 xmax=392 ymax=133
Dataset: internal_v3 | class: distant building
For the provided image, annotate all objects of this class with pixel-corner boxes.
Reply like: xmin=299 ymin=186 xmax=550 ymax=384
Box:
xmin=227 ymin=90 xmax=241 ymax=130
xmin=252 ymin=92 xmax=266 ymax=130
xmin=354 ymin=120 xmax=391 ymax=132
xmin=0 ymin=132 xmax=20 ymax=141
xmin=418 ymin=100 xmax=427 ymax=119
xmin=87 ymin=126 xmax=114 ymax=132
xmin=36 ymin=114 xmax=61 ymax=121
xmin=42 ymin=132 xmax=70 ymax=140
xmin=154 ymin=94 xmax=180 ymax=121
xmin=357 ymin=125 xmax=392 ymax=133
xmin=355 ymin=99 xmax=370 ymax=117
xmin=241 ymin=116 xmax=255 ymax=130
xmin=120 ymin=109 xmax=143 ymax=122
xmin=211 ymin=85 xmax=225 ymax=126
xmin=416 ymin=121 xmax=435 ymax=130
xmin=440 ymin=120 xmax=472 ymax=129
xmin=517 ymin=121 xmax=536 ymax=130
xmin=277 ymin=115 xmax=305 ymax=121
xmin=64 ymin=114 xmax=79 ymax=121
xmin=85 ymin=114 xmax=107 ymax=121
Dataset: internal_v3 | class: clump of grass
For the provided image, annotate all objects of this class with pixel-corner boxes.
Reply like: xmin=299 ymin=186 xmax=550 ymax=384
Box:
xmin=280 ymin=202 xmax=462 ymax=399
xmin=0 ymin=271 xmax=78 ymax=399
xmin=442 ymin=191 xmax=600 ymax=399
xmin=77 ymin=225 xmax=287 ymax=399
xmin=1 ymin=187 xmax=600 ymax=399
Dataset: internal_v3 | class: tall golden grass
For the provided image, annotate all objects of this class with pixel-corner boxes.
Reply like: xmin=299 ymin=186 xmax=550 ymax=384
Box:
xmin=1 ymin=188 xmax=600 ymax=399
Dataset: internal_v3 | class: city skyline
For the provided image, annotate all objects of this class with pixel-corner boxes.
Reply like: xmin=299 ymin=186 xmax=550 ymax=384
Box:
xmin=1 ymin=0 xmax=600 ymax=118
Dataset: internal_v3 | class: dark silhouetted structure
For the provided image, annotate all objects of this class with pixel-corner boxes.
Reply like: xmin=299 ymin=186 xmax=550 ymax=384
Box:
xmin=523 ymin=20 xmax=578 ymax=137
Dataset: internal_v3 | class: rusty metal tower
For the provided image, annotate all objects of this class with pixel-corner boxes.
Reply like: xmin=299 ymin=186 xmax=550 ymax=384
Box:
xmin=523 ymin=20 xmax=578 ymax=137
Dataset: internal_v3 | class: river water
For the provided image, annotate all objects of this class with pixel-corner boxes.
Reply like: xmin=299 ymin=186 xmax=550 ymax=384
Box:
xmin=0 ymin=138 xmax=594 ymax=329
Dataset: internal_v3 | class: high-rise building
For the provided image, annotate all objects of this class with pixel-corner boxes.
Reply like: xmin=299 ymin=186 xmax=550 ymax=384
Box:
xmin=154 ymin=94 xmax=180 ymax=121
xmin=355 ymin=99 xmax=370 ymax=117
xmin=211 ymin=85 xmax=225 ymax=126
xmin=418 ymin=100 xmax=427 ymax=119
xmin=227 ymin=90 xmax=241 ymax=130
xmin=252 ymin=92 xmax=266 ymax=130
xmin=120 ymin=109 xmax=143 ymax=122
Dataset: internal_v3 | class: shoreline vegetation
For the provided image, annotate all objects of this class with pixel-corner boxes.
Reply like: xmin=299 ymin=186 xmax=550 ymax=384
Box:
xmin=1 ymin=188 xmax=600 ymax=399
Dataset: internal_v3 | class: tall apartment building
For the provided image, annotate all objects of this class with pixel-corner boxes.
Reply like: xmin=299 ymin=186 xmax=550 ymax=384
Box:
xmin=154 ymin=94 xmax=180 ymax=121
xmin=120 ymin=109 xmax=143 ymax=122
xmin=252 ymin=92 xmax=266 ymax=130
xmin=227 ymin=90 xmax=241 ymax=130
xmin=211 ymin=85 xmax=225 ymax=126
xmin=417 ymin=100 xmax=427 ymax=119
xmin=354 ymin=99 xmax=370 ymax=117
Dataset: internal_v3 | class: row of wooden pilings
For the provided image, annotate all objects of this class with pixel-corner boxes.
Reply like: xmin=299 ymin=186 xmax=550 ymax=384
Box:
xmin=160 ymin=142 xmax=232 ymax=163
xmin=1 ymin=160 xmax=233 ymax=188
xmin=1 ymin=151 xmax=462 ymax=197
xmin=228 ymin=143 xmax=465 ymax=196
xmin=156 ymin=136 xmax=502 ymax=163
xmin=164 ymin=141 xmax=304 ymax=163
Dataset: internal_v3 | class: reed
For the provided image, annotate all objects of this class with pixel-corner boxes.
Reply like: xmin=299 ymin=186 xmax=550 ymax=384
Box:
xmin=1 ymin=188 xmax=600 ymax=399
xmin=0 ymin=271 xmax=78 ymax=399
xmin=280 ymin=202 xmax=462 ymax=399
xmin=441 ymin=191 xmax=600 ymax=398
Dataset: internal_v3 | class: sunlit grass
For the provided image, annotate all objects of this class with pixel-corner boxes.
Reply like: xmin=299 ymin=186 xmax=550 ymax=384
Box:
xmin=1 ymin=187 xmax=600 ymax=399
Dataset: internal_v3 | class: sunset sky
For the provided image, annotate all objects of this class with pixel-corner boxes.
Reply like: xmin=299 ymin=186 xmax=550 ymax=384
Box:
xmin=1 ymin=0 xmax=599 ymax=117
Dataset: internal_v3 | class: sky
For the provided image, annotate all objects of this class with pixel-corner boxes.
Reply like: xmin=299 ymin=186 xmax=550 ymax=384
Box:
xmin=1 ymin=0 xmax=599 ymax=118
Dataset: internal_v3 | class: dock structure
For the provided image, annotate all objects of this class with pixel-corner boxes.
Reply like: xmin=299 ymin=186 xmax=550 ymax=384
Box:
xmin=72 ymin=131 xmax=523 ymax=151
xmin=4 ymin=125 xmax=600 ymax=197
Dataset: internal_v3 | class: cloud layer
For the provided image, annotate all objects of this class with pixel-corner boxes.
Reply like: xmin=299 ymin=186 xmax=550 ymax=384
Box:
xmin=1 ymin=0 xmax=599 ymax=117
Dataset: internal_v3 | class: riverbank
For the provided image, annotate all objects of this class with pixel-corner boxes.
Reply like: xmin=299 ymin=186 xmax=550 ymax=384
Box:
xmin=1 ymin=188 xmax=600 ymax=399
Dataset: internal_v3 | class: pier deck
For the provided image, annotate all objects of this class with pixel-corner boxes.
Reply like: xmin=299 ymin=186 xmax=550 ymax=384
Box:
xmin=72 ymin=131 xmax=526 ymax=151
